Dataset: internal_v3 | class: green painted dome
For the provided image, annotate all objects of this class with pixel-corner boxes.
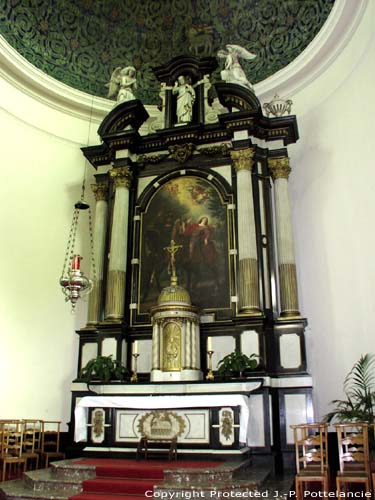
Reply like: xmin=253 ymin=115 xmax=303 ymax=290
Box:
xmin=0 ymin=0 xmax=334 ymax=104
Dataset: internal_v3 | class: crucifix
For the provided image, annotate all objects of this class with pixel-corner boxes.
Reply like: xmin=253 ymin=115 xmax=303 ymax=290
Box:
xmin=164 ymin=239 xmax=182 ymax=286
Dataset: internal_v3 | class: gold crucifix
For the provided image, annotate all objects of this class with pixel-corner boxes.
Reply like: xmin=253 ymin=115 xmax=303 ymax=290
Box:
xmin=164 ymin=239 xmax=182 ymax=286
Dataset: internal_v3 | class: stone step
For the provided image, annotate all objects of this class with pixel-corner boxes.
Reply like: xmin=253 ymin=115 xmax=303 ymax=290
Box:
xmin=49 ymin=460 xmax=96 ymax=481
xmin=0 ymin=478 xmax=72 ymax=500
xmin=24 ymin=469 xmax=82 ymax=495
xmin=0 ymin=458 xmax=291 ymax=500
xmin=0 ymin=460 xmax=91 ymax=500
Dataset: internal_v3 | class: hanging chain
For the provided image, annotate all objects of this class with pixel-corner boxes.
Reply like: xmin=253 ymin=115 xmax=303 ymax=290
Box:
xmin=80 ymin=96 xmax=95 ymax=203
xmin=88 ymin=207 xmax=97 ymax=281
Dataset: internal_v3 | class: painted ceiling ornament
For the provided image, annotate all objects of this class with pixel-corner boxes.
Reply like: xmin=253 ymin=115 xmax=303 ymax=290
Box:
xmin=217 ymin=44 xmax=256 ymax=91
xmin=106 ymin=66 xmax=137 ymax=104
xmin=263 ymin=94 xmax=293 ymax=117
xmin=187 ymin=24 xmax=214 ymax=56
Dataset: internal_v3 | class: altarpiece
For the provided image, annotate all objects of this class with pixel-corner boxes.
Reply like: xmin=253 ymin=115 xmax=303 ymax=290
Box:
xmin=69 ymin=55 xmax=312 ymax=469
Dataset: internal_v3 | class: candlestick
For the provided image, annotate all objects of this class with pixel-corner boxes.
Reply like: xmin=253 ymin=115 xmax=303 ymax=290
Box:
xmin=131 ymin=353 xmax=140 ymax=382
xmin=206 ymin=350 xmax=214 ymax=381
xmin=207 ymin=336 xmax=212 ymax=351
xmin=133 ymin=340 xmax=138 ymax=355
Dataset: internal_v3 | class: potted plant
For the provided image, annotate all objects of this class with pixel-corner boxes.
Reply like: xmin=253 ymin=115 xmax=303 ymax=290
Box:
xmin=217 ymin=351 xmax=258 ymax=379
xmin=324 ymin=353 xmax=375 ymax=424
xmin=79 ymin=355 xmax=128 ymax=391
xmin=324 ymin=353 xmax=375 ymax=458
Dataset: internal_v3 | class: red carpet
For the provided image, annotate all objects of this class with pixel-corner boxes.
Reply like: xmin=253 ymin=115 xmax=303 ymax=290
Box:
xmin=69 ymin=458 xmax=223 ymax=500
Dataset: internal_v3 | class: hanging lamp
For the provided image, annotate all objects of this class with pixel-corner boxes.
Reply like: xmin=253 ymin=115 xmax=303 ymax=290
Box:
xmin=59 ymin=100 xmax=96 ymax=312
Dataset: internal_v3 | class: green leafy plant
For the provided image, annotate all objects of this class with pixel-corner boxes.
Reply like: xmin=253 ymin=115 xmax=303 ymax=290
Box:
xmin=217 ymin=351 xmax=258 ymax=378
xmin=80 ymin=355 xmax=128 ymax=389
xmin=324 ymin=353 xmax=375 ymax=424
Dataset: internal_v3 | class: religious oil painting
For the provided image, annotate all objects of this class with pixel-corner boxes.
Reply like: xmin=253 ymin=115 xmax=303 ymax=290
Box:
xmin=139 ymin=176 xmax=230 ymax=313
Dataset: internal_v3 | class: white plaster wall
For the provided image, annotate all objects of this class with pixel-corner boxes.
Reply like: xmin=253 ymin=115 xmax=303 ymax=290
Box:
xmin=288 ymin=1 xmax=375 ymax=421
xmin=0 ymin=76 xmax=100 ymax=430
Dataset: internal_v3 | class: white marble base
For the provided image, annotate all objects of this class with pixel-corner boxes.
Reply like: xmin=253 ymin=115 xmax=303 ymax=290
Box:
xmin=116 ymin=408 xmax=210 ymax=444
xmin=151 ymin=369 xmax=203 ymax=382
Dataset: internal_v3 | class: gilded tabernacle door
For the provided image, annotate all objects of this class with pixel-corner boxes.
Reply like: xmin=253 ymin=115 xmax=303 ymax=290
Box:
xmin=132 ymin=172 xmax=235 ymax=325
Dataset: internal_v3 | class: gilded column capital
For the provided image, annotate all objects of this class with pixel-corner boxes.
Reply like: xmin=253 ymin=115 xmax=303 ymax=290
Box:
xmin=230 ymin=148 xmax=255 ymax=173
xmin=109 ymin=166 xmax=133 ymax=189
xmin=91 ymin=182 xmax=109 ymax=201
xmin=268 ymin=157 xmax=291 ymax=180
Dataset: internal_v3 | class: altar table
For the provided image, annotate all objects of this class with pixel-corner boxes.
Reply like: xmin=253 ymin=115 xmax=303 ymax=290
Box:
xmin=74 ymin=394 xmax=251 ymax=444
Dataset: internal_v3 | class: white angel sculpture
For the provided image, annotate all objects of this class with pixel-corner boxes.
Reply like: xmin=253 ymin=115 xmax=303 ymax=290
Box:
xmin=217 ymin=44 xmax=256 ymax=90
xmin=106 ymin=66 xmax=137 ymax=103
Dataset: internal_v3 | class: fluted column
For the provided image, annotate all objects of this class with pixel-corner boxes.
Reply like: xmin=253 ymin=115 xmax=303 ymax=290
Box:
xmin=231 ymin=148 xmax=261 ymax=315
xmin=87 ymin=182 xmax=109 ymax=325
xmin=105 ymin=167 xmax=132 ymax=321
xmin=268 ymin=156 xmax=301 ymax=318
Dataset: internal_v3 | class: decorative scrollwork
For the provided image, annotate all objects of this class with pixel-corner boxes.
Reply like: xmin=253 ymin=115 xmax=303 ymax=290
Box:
xmin=199 ymin=143 xmax=231 ymax=156
xmin=138 ymin=153 xmax=168 ymax=165
xmin=220 ymin=409 xmax=234 ymax=440
xmin=168 ymin=143 xmax=195 ymax=164
xmin=137 ymin=410 xmax=186 ymax=439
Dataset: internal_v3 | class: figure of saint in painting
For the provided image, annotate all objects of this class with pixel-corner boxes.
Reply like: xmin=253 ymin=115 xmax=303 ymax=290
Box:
xmin=181 ymin=215 xmax=219 ymax=293
xmin=106 ymin=66 xmax=137 ymax=103
xmin=172 ymin=75 xmax=195 ymax=124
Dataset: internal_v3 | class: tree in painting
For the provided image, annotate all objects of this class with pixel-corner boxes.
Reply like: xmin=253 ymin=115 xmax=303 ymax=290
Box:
xmin=139 ymin=176 xmax=229 ymax=312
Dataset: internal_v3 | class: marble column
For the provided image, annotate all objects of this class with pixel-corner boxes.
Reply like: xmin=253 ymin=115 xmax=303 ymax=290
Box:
xmin=105 ymin=166 xmax=132 ymax=321
xmin=268 ymin=156 xmax=301 ymax=318
xmin=231 ymin=148 xmax=261 ymax=315
xmin=87 ymin=181 xmax=109 ymax=325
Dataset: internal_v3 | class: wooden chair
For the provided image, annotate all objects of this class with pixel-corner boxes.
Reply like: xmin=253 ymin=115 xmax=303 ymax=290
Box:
xmin=40 ymin=420 xmax=65 ymax=467
xmin=136 ymin=435 xmax=177 ymax=460
xmin=291 ymin=423 xmax=329 ymax=500
xmin=22 ymin=419 xmax=41 ymax=470
xmin=0 ymin=420 xmax=26 ymax=481
xmin=335 ymin=422 xmax=371 ymax=495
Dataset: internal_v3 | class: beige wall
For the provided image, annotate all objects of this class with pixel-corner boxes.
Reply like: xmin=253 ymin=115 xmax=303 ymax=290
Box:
xmin=0 ymin=76 xmax=98 ymax=429
xmin=0 ymin=1 xmax=373 ymax=428
xmin=290 ymin=0 xmax=375 ymax=421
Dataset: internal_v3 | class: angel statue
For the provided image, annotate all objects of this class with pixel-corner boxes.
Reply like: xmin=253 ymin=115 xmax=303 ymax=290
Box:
xmin=217 ymin=44 xmax=256 ymax=91
xmin=106 ymin=66 xmax=137 ymax=103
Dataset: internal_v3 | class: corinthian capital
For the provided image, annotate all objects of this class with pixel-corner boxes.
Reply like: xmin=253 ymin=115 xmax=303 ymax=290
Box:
xmin=91 ymin=182 xmax=109 ymax=201
xmin=230 ymin=148 xmax=255 ymax=173
xmin=268 ymin=157 xmax=291 ymax=180
xmin=109 ymin=166 xmax=132 ymax=189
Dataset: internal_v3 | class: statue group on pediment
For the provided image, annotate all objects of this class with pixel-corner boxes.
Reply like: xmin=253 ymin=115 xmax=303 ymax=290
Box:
xmin=105 ymin=44 xmax=260 ymax=126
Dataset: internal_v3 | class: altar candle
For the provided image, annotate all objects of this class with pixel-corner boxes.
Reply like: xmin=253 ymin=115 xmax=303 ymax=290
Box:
xmin=72 ymin=255 xmax=81 ymax=270
xmin=133 ymin=341 xmax=138 ymax=354
xmin=207 ymin=337 xmax=212 ymax=351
